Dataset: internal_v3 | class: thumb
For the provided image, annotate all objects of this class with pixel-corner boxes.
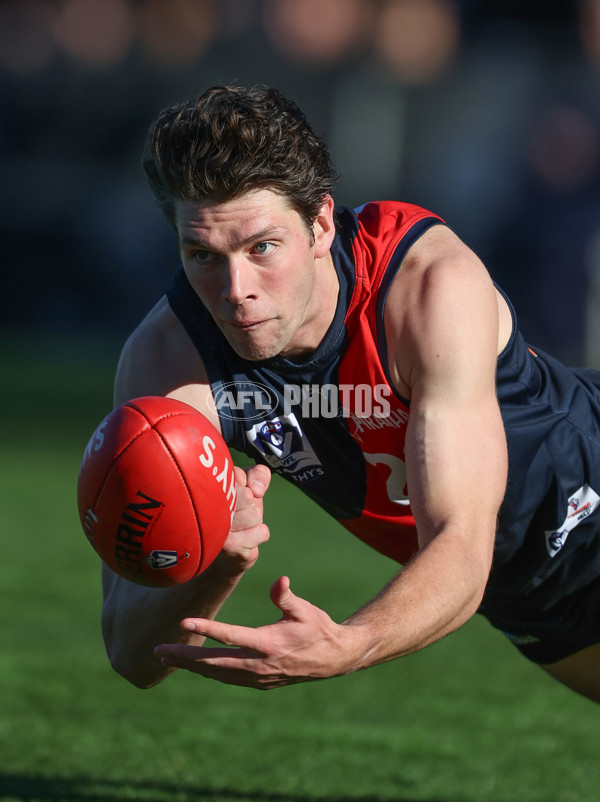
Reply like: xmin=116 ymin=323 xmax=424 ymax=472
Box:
xmin=269 ymin=575 xmax=299 ymax=618
xmin=247 ymin=463 xmax=271 ymax=498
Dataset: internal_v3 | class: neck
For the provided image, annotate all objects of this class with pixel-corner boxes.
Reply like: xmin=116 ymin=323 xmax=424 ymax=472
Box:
xmin=281 ymin=249 xmax=340 ymax=360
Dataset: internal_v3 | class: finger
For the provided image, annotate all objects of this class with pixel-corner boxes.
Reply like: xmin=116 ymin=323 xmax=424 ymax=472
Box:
xmin=155 ymin=646 xmax=260 ymax=683
xmin=155 ymin=649 xmax=285 ymax=688
xmin=179 ymin=617 xmax=265 ymax=651
xmin=269 ymin=575 xmax=298 ymax=616
xmin=224 ymin=522 xmax=270 ymax=552
xmin=234 ymin=465 xmax=248 ymax=487
xmin=230 ymin=486 xmax=263 ymax=530
xmin=246 ymin=464 xmax=271 ymax=498
xmin=155 ymin=643 xmax=260 ymax=662
xmin=234 ymin=485 xmax=255 ymax=512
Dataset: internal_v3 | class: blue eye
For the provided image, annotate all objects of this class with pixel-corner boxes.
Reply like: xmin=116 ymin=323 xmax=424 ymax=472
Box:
xmin=254 ymin=242 xmax=275 ymax=255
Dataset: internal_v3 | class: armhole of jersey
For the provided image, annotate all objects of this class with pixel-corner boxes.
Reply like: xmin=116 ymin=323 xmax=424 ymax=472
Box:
xmin=166 ymin=268 xmax=241 ymax=449
xmin=375 ymin=217 xmax=447 ymax=405
xmin=494 ymin=281 xmax=517 ymax=363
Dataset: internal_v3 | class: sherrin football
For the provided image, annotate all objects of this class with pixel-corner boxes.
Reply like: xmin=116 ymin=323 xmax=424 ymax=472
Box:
xmin=76 ymin=396 xmax=236 ymax=587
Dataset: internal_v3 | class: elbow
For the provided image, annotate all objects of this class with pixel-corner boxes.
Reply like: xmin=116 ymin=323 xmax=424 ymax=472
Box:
xmin=465 ymin=553 xmax=493 ymax=621
xmin=102 ymin=613 xmax=166 ymax=690
xmin=455 ymin=537 xmax=494 ymax=627
xmin=469 ymin=579 xmax=488 ymax=619
xmin=106 ymin=649 xmax=163 ymax=690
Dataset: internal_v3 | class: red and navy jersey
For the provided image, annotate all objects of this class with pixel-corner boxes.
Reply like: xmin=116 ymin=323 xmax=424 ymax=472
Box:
xmin=168 ymin=201 xmax=443 ymax=565
xmin=167 ymin=201 xmax=600 ymax=623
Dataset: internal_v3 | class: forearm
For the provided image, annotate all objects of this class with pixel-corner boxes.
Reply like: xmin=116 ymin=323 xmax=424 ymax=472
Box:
xmin=342 ymin=527 xmax=493 ymax=671
xmin=101 ymin=558 xmax=245 ymax=688
xmin=101 ymin=461 xmax=271 ymax=689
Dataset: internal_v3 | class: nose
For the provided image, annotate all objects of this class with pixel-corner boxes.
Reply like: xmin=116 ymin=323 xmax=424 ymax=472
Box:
xmin=221 ymin=257 xmax=256 ymax=305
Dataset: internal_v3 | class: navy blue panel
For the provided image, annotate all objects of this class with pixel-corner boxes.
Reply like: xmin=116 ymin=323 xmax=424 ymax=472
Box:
xmin=375 ymin=217 xmax=445 ymax=403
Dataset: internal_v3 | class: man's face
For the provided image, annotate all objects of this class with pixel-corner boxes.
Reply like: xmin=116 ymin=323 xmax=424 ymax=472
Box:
xmin=175 ymin=189 xmax=337 ymax=361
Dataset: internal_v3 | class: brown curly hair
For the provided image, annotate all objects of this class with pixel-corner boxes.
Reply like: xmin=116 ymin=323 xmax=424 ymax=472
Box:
xmin=142 ymin=85 xmax=338 ymax=232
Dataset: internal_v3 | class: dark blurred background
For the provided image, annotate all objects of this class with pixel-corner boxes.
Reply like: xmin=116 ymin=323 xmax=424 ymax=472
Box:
xmin=2 ymin=0 xmax=600 ymax=367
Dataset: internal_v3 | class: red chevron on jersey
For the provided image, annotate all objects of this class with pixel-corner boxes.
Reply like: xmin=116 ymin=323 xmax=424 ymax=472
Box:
xmin=337 ymin=201 xmax=444 ymax=564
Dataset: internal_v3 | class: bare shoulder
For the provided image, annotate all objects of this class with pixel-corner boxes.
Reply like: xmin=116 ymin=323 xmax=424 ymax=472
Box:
xmin=114 ymin=295 xmax=220 ymax=429
xmin=384 ymin=224 xmax=512 ymax=398
xmin=395 ymin=224 xmax=492 ymax=299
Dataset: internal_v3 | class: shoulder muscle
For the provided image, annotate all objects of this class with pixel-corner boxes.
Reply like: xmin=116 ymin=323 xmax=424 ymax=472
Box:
xmin=384 ymin=226 xmax=498 ymax=401
xmin=114 ymin=296 xmax=220 ymax=431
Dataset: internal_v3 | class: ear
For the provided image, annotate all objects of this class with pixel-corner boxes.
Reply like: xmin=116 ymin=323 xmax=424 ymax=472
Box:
xmin=312 ymin=195 xmax=336 ymax=259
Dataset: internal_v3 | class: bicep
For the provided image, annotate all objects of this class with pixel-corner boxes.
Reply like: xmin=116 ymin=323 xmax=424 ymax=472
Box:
xmin=405 ymin=388 xmax=507 ymax=552
xmin=389 ymin=233 xmax=508 ymax=550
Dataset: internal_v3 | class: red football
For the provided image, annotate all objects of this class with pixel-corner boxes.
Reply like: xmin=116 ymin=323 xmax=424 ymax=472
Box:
xmin=77 ymin=396 xmax=236 ymax=587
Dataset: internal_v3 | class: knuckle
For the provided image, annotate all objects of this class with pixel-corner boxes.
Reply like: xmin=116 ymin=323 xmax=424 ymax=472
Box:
xmin=230 ymin=509 xmax=263 ymax=533
xmin=234 ymin=486 xmax=254 ymax=510
xmin=234 ymin=465 xmax=247 ymax=485
xmin=258 ymin=464 xmax=272 ymax=481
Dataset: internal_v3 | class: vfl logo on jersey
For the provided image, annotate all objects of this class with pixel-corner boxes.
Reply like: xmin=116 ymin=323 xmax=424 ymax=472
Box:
xmin=545 ymin=483 xmax=600 ymax=557
xmin=246 ymin=413 xmax=323 ymax=483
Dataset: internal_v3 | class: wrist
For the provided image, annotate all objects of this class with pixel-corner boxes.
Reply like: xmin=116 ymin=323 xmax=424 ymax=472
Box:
xmin=339 ymin=619 xmax=384 ymax=673
xmin=203 ymin=551 xmax=250 ymax=585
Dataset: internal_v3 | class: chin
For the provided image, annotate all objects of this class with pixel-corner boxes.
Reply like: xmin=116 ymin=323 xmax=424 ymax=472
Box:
xmin=229 ymin=340 xmax=281 ymax=362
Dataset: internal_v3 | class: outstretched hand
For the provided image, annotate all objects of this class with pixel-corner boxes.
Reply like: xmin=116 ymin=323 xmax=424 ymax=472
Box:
xmin=154 ymin=576 xmax=362 ymax=689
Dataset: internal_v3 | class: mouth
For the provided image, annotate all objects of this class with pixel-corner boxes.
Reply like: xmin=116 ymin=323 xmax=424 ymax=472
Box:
xmin=224 ymin=318 xmax=270 ymax=331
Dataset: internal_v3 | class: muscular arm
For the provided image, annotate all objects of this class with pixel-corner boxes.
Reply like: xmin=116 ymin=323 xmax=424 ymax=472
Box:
xmin=344 ymin=226 xmax=508 ymax=664
xmin=101 ymin=297 xmax=270 ymax=688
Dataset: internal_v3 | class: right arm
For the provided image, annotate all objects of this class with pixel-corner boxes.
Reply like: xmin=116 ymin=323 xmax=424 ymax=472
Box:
xmin=100 ymin=297 xmax=270 ymax=688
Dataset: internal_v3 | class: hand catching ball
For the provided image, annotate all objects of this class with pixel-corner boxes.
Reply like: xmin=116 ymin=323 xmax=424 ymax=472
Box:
xmin=77 ymin=396 xmax=236 ymax=587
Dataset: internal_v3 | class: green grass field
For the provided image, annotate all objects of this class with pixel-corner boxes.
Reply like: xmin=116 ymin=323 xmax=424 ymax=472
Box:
xmin=0 ymin=335 xmax=598 ymax=802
